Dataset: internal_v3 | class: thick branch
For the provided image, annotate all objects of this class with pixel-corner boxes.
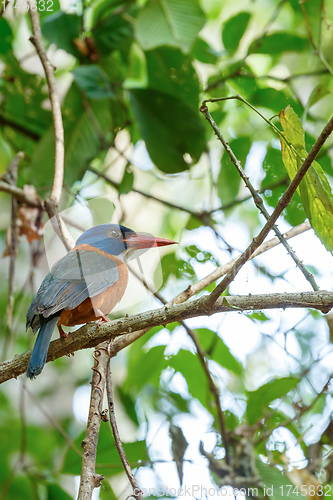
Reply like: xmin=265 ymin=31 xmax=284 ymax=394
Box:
xmin=2 ymin=291 xmax=333 ymax=384
xmin=78 ymin=344 xmax=108 ymax=499
xmin=29 ymin=8 xmax=75 ymax=252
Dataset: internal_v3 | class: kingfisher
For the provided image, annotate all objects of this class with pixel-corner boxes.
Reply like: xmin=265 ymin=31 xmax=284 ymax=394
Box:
xmin=26 ymin=223 xmax=176 ymax=378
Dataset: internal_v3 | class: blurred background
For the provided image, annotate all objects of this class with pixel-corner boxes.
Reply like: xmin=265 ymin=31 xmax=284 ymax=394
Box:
xmin=1 ymin=0 xmax=333 ymax=498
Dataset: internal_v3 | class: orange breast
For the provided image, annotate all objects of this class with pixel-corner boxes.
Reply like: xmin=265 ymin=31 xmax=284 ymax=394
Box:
xmin=58 ymin=246 xmax=128 ymax=328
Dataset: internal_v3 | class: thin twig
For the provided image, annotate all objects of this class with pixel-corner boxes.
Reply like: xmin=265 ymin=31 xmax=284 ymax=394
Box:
xmin=201 ymin=108 xmax=333 ymax=308
xmin=29 ymin=7 xmax=64 ymax=206
xmin=0 ymin=0 xmax=9 ymax=21
xmin=29 ymin=7 xmax=74 ymax=251
xmin=171 ymin=220 xmax=311 ymax=305
xmin=2 ymin=290 xmax=333 ymax=384
xmin=200 ymin=104 xmax=319 ymax=291
xmin=6 ymin=154 xmax=24 ymax=330
xmin=127 ymin=264 xmax=230 ymax=462
xmin=78 ymin=344 xmax=109 ymax=499
xmin=106 ymin=353 xmax=143 ymax=499
xmin=0 ymin=181 xmax=42 ymax=207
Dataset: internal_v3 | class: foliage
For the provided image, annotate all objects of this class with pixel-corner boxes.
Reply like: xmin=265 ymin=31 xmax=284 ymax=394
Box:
xmin=1 ymin=0 xmax=333 ymax=498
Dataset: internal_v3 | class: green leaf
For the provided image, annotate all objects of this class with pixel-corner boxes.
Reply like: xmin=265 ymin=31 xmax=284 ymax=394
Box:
xmin=123 ymin=42 xmax=148 ymax=89
xmin=246 ymin=376 xmax=299 ymax=425
xmin=39 ymin=0 xmax=61 ymax=19
xmin=222 ymin=12 xmax=251 ymax=53
xmin=72 ymin=65 xmax=115 ymax=100
xmin=47 ymin=483 xmax=73 ymax=500
xmin=169 ymin=423 xmax=188 ymax=486
xmin=63 ymin=424 xmax=147 ymax=476
xmin=129 ymin=89 xmax=206 ymax=173
xmin=279 ymin=105 xmax=333 ymax=251
xmin=135 ymin=0 xmax=205 ymax=53
xmin=168 ymin=350 xmax=208 ymax=408
xmin=146 ymin=47 xmax=200 ymax=109
xmin=0 ymin=19 xmax=13 ymax=56
xmin=123 ymin=345 xmax=167 ymax=392
xmin=118 ymin=168 xmax=134 ymax=195
xmin=42 ymin=12 xmax=81 ymax=56
xmin=93 ymin=13 xmax=133 ymax=55
xmin=196 ymin=329 xmax=243 ymax=375
xmin=256 ymin=460 xmax=300 ymax=500
xmin=262 ymin=146 xmax=305 ymax=226
xmin=191 ymin=37 xmax=218 ymax=64
xmin=31 ymin=84 xmax=112 ymax=187
xmin=252 ymin=87 xmax=302 ymax=116
xmin=218 ymin=137 xmax=250 ymax=206
xmin=249 ymin=33 xmax=309 ymax=54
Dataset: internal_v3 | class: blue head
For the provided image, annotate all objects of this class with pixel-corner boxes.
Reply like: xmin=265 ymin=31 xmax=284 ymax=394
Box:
xmin=75 ymin=224 xmax=176 ymax=256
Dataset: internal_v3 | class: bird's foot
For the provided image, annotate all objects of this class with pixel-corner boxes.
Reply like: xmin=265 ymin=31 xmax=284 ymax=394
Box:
xmin=58 ymin=324 xmax=69 ymax=339
xmin=96 ymin=309 xmax=110 ymax=329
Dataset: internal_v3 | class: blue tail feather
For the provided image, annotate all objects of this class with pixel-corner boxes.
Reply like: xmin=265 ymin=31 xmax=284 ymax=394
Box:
xmin=26 ymin=315 xmax=60 ymax=379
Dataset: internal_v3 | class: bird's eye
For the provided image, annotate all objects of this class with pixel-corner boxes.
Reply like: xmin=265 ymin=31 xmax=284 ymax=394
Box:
xmin=108 ymin=229 xmax=121 ymax=239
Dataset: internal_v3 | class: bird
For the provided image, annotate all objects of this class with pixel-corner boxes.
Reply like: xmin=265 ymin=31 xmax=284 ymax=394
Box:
xmin=26 ymin=223 xmax=176 ymax=379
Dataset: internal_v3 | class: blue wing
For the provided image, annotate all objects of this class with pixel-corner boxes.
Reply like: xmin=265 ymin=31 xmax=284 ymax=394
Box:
xmin=27 ymin=250 xmax=119 ymax=331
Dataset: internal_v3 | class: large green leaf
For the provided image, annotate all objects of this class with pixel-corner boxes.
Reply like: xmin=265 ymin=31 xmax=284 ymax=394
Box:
xmin=196 ymin=329 xmax=243 ymax=375
xmin=256 ymin=460 xmax=300 ymax=500
xmin=72 ymin=65 xmax=115 ymax=100
xmin=246 ymin=376 xmax=299 ymax=425
xmin=168 ymin=349 xmax=208 ymax=408
xmin=123 ymin=345 xmax=167 ymax=392
xmin=63 ymin=424 xmax=147 ymax=476
xmin=42 ymin=12 xmax=81 ymax=56
xmin=279 ymin=105 xmax=333 ymax=252
xmin=30 ymin=84 xmax=112 ymax=188
xmin=135 ymin=0 xmax=205 ymax=53
xmin=249 ymin=33 xmax=309 ymax=54
xmin=0 ymin=19 xmax=13 ymax=57
xmin=93 ymin=13 xmax=133 ymax=55
xmin=218 ymin=137 xmax=250 ymax=206
xmin=146 ymin=47 xmax=200 ymax=109
xmin=222 ymin=12 xmax=251 ymax=53
xmin=129 ymin=89 xmax=206 ymax=173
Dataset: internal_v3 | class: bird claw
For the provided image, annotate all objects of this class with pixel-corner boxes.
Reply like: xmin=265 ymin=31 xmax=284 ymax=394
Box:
xmin=96 ymin=309 xmax=110 ymax=329
xmin=58 ymin=324 xmax=69 ymax=339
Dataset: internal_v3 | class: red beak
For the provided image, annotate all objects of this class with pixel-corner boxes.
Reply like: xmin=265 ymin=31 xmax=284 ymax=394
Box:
xmin=125 ymin=233 xmax=177 ymax=250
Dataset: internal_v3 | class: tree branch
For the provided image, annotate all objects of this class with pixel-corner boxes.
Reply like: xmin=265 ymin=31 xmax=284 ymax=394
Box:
xmin=200 ymin=105 xmax=319 ymax=291
xmin=201 ymin=103 xmax=333 ymax=308
xmin=106 ymin=355 xmax=143 ymax=499
xmin=2 ymin=290 xmax=333 ymax=384
xmin=29 ymin=7 xmax=74 ymax=251
xmin=78 ymin=344 xmax=109 ymax=499
xmin=0 ymin=181 xmax=42 ymax=208
xmin=29 ymin=7 xmax=64 ymax=206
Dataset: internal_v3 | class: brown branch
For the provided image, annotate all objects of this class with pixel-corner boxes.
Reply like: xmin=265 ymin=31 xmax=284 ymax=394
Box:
xmin=29 ymin=7 xmax=64 ymax=206
xmin=170 ymin=221 xmax=311 ymax=305
xmin=0 ymin=0 xmax=9 ymax=20
xmin=2 ymin=290 xmax=333 ymax=384
xmin=201 ymin=103 xmax=333 ymax=308
xmin=28 ymin=7 xmax=75 ymax=251
xmin=106 ymin=355 xmax=143 ymax=499
xmin=0 ymin=181 xmax=42 ymax=207
xmin=78 ymin=344 xmax=109 ymax=499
